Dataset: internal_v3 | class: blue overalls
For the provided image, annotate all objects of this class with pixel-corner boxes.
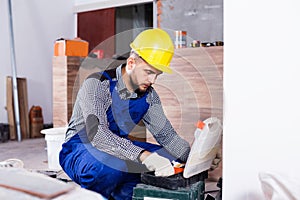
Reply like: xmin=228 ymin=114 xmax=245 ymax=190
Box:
xmin=59 ymin=71 xmax=177 ymax=200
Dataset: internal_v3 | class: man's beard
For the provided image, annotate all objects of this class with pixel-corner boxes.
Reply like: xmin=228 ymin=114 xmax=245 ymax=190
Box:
xmin=134 ymin=87 xmax=146 ymax=95
xmin=129 ymin=76 xmax=148 ymax=95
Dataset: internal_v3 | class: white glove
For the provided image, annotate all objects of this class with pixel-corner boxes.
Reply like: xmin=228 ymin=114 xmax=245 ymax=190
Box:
xmin=142 ymin=152 xmax=174 ymax=177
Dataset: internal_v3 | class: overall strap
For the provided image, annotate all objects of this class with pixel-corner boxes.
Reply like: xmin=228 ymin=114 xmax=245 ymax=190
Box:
xmin=101 ymin=69 xmax=150 ymax=137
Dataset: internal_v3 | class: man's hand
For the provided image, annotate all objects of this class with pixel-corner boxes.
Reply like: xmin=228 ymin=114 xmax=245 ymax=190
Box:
xmin=142 ymin=152 xmax=174 ymax=177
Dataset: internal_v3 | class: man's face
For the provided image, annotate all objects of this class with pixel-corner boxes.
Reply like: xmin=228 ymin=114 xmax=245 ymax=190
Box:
xmin=129 ymin=57 xmax=162 ymax=93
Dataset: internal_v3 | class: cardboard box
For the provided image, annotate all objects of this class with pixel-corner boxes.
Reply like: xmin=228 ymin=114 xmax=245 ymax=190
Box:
xmin=54 ymin=38 xmax=89 ymax=57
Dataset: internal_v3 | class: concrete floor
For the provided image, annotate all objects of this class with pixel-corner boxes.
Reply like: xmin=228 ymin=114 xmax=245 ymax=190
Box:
xmin=0 ymin=137 xmax=222 ymax=199
xmin=0 ymin=138 xmax=48 ymax=170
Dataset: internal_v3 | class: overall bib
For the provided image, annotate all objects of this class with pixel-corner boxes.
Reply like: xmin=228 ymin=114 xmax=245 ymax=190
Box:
xmin=59 ymin=71 xmax=176 ymax=200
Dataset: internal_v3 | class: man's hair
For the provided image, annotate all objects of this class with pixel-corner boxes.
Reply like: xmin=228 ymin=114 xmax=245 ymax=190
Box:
xmin=130 ymin=50 xmax=144 ymax=64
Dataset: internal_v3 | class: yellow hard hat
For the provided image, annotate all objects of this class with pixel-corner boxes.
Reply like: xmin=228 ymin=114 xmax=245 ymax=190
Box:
xmin=130 ymin=29 xmax=174 ymax=73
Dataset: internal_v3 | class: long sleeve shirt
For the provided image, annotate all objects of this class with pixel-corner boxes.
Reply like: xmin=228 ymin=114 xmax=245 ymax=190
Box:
xmin=65 ymin=65 xmax=190 ymax=163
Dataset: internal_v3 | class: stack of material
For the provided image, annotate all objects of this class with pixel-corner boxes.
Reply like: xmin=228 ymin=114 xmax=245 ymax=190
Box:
xmin=6 ymin=76 xmax=30 ymax=140
xmin=152 ymin=47 xmax=223 ymax=144
xmin=52 ymin=56 xmax=81 ymax=127
xmin=52 ymin=38 xmax=89 ymax=128
xmin=52 ymin=56 xmax=127 ymax=128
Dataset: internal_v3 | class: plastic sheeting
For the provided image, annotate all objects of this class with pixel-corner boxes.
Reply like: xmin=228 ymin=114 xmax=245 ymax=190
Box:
xmin=259 ymin=171 xmax=300 ymax=200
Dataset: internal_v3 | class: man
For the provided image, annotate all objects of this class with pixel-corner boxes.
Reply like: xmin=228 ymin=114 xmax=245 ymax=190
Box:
xmin=59 ymin=28 xmax=191 ymax=200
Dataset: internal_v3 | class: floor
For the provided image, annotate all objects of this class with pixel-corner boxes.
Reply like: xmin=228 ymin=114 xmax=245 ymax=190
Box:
xmin=0 ymin=138 xmax=222 ymax=199
xmin=0 ymin=138 xmax=48 ymax=170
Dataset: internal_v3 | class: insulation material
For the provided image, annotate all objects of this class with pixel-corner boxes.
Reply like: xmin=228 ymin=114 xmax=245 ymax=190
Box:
xmin=0 ymin=168 xmax=74 ymax=199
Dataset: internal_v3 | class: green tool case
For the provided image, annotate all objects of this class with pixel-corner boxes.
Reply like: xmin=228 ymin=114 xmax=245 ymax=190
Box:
xmin=133 ymin=171 xmax=208 ymax=200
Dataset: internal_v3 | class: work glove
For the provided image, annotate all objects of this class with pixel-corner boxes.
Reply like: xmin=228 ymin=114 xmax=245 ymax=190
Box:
xmin=142 ymin=152 xmax=174 ymax=177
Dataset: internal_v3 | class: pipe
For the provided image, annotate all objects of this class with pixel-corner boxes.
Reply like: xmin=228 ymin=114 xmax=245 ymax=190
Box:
xmin=7 ymin=0 xmax=22 ymax=142
xmin=153 ymin=0 xmax=157 ymax=28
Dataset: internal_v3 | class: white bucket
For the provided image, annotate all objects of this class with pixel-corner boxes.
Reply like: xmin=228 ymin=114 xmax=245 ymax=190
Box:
xmin=40 ymin=127 xmax=67 ymax=170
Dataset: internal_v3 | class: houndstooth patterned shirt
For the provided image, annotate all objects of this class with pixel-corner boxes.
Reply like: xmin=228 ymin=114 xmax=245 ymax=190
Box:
xmin=65 ymin=65 xmax=190 ymax=163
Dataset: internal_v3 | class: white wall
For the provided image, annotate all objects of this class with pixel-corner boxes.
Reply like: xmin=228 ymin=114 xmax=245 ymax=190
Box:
xmin=224 ymin=0 xmax=300 ymax=199
xmin=0 ymin=0 xmax=75 ymax=124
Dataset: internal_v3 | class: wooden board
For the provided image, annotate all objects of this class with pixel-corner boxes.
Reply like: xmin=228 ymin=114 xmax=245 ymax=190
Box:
xmin=17 ymin=78 xmax=30 ymax=139
xmin=6 ymin=76 xmax=30 ymax=140
xmin=6 ymin=76 xmax=15 ymax=140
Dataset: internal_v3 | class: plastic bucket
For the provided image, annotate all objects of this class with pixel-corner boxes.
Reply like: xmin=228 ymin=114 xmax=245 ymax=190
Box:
xmin=40 ymin=127 xmax=67 ymax=170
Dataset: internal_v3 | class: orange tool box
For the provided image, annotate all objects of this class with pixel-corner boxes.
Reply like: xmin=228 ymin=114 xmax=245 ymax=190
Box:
xmin=54 ymin=38 xmax=89 ymax=57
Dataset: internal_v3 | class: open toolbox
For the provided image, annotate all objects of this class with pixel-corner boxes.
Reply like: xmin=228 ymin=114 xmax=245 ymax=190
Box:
xmin=139 ymin=117 xmax=222 ymax=191
xmin=134 ymin=171 xmax=208 ymax=200
xmin=133 ymin=117 xmax=222 ymax=199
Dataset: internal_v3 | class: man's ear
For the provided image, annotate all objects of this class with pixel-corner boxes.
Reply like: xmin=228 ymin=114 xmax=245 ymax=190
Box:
xmin=126 ymin=57 xmax=135 ymax=70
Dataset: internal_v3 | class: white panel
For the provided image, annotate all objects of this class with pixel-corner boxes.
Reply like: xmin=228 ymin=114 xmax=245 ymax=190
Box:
xmin=224 ymin=0 xmax=300 ymax=199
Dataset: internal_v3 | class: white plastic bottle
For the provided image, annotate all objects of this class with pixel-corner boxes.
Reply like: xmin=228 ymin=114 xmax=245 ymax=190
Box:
xmin=183 ymin=117 xmax=222 ymax=178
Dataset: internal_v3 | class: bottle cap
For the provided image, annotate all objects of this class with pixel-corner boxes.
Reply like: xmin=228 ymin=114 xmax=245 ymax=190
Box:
xmin=196 ymin=121 xmax=205 ymax=129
